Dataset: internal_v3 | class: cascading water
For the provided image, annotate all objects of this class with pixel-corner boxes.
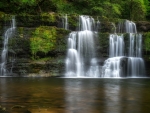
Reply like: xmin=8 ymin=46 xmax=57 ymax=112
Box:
xmin=102 ymin=56 xmax=128 ymax=78
xmin=102 ymin=20 xmax=145 ymax=77
xmin=62 ymin=14 xmax=68 ymax=30
xmin=0 ymin=16 xmax=16 ymax=76
xmin=109 ymin=34 xmax=124 ymax=57
xmin=127 ymin=33 xmax=145 ymax=77
xmin=65 ymin=15 xmax=145 ymax=78
xmin=117 ymin=20 xmax=137 ymax=33
xmin=65 ymin=15 xmax=99 ymax=77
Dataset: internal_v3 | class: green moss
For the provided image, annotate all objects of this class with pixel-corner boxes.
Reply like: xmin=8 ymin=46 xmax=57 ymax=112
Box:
xmin=55 ymin=28 xmax=70 ymax=53
xmin=143 ymin=32 xmax=150 ymax=52
xmin=8 ymin=27 xmax=31 ymax=56
xmin=98 ymin=33 xmax=109 ymax=57
xmin=30 ymin=26 xmax=57 ymax=59
xmin=68 ymin=14 xmax=78 ymax=30
xmin=0 ymin=11 xmax=5 ymax=19
xmin=41 ymin=12 xmax=56 ymax=23
xmin=0 ymin=12 xmax=14 ymax=22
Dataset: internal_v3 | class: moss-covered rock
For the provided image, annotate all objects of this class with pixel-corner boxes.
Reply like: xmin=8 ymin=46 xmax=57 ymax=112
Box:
xmin=30 ymin=26 xmax=57 ymax=59
xmin=97 ymin=33 xmax=109 ymax=57
xmin=16 ymin=13 xmax=59 ymax=27
xmin=7 ymin=25 xmax=70 ymax=76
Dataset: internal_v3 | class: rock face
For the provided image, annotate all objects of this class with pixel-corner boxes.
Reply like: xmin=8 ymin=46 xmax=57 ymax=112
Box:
xmin=8 ymin=26 xmax=70 ymax=77
xmin=136 ymin=21 xmax=150 ymax=32
xmin=0 ymin=13 xmax=149 ymax=77
xmin=0 ymin=14 xmax=71 ymax=77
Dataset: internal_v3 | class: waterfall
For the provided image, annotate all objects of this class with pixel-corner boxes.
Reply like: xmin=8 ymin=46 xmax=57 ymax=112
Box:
xmin=102 ymin=57 xmax=124 ymax=78
xmin=117 ymin=20 xmax=137 ymax=33
xmin=109 ymin=34 xmax=124 ymax=57
xmin=0 ymin=16 xmax=16 ymax=76
xmin=102 ymin=20 xmax=145 ymax=77
xmin=127 ymin=57 xmax=145 ymax=77
xmin=128 ymin=33 xmax=142 ymax=57
xmin=112 ymin=23 xmax=116 ymax=33
xmin=127 ymin=33 xmax=145 ymax=77
xmin=62 ymin=14 xmax=68 ymax=30
xmin=65 ymin=16 xmax=145 ymax=78
xmin=65 ymin=15 xmax=99 ymax=77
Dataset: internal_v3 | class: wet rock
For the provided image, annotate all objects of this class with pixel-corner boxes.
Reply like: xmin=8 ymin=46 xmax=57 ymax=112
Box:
xmin=0 ymin=105 xmax=9 ymax=113
xmin=136 ymin=21 xmax=150 ymax=32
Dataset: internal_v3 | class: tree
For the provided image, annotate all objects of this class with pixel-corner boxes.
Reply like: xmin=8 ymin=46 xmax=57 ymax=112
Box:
xmin=144 ymin=0 xmax=150 ymax=19
xmin=122 ymin=0 xmax=146 ymax=20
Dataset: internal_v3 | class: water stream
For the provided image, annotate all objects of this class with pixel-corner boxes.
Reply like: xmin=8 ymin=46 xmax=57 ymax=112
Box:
xmin=66 ymin=15 xmax=99 ymax=77
xmin=0 ymin=16 xmax=16 ymax=76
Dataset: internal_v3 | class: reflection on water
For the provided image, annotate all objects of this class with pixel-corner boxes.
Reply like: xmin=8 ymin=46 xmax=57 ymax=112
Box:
xmin=0 ymin=78 xmax=150 ymax=113
xmin=65 ymin=79 xmax=98 ymax=113
xmin=104 ymin=84 xmax=121 ymax=113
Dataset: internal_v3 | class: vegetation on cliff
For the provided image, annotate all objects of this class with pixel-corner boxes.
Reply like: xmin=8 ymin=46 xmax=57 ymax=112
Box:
xmin=0 ymin=0 xmax=150 ymax=76
xmin=0 ymin=0 xmax=150 ymax=21
xmin=30 ymin=26 xmax=57 ymax=59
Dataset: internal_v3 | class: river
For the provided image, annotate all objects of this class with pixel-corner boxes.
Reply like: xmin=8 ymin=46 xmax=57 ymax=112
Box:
xmin=0 ymin=77 xmax=150 ymax=113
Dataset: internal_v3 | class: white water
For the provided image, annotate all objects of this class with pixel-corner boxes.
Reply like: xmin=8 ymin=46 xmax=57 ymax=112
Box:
xmin=65 ymin=16 xmax=145 ymax=78
xmin=128 ymin=33 xmax=142 ymax=57
xmin=65 ymin=15 xmax=99 ymax=77
xmin=0 ymin=17 xmax=16 ymax=76
xmin=109 ymin=34 xmax=124 ymax=57
xmin=102 ymin=57 xmax=125 ymax=78
xmin=102 ymin=20 xmax=145 ymax=77
xmin=117 ymin=20 xmax=137 ymax=33
xmin=127 ymin=57 xmax=145 ymax=77
xmin=62 ymin=14 xmax=68 ymax=30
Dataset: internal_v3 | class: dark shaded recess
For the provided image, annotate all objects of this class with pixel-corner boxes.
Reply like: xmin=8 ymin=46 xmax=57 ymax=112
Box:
xmin=136 ymin=21 xmax=150 ymax=32
xmin=16 ymin=15 xmax=57 ymax=27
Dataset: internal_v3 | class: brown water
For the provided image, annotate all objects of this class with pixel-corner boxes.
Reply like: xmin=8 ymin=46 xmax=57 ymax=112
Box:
xmin=0 ymin=78 xmax=150 ymax=113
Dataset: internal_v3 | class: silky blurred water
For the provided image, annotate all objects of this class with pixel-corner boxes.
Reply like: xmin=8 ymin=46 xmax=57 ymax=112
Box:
xmin=0 ymin=77 xmax=150 ymax=113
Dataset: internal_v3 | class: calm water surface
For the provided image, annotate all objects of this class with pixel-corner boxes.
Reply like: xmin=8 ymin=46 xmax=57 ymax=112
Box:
xmin=0 ymin=77 xmax=150 ymax=113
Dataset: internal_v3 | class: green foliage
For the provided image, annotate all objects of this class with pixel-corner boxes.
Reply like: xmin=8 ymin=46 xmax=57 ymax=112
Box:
xmin=144 ymin=32 xmax=150 ymax=52
xmin=144 ymin=0 xmax=150 ymax=19
xmin=98 ymin=33 xmax=109 ymax=57
xmin=102 ymin=2 xmax=121 ymax=18
xmin=41 ymin=12 xmax=56 ymax=22
xmin=0 ymin=0 xmax=150 ymax=20
xmin=122 ymin=0 xmax=146 ymax=20
xmin=30 ymin=26 xmax=57 ymax=59
xmin=130 ymin=0 xmax=146 ymax=20
xmin=0 ymin=11 xmax=5 ymax=19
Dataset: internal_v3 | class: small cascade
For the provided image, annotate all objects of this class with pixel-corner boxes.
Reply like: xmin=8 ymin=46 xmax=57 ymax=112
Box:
xmin=117 ymin=20 xmax=137 ymax=33
xmin=111 ymin=23 xmax=116 ymax=33
xmin=65 ymin=15 xmax=99 ymax=77
xmin=102 ymin=20 xmax=145 ymax=77
xmin=109 ymin=34 xmax=124 ymax=57
xmin=0 ymin=16 xmax=16 ymax=76
xmin=128 ymin=33 xmax=142 ymax=57
xmin=127 ymin=33 xmax=145 ymax=77
xmin=102 ymin=57 xmax=127 ymax=78
xmin=62 ymin=14 xmax=68 ymax=30
xmin=127 ymin=57 xmax=145 ymax=77
xmin=96 ymin=19 xmax=100 ymax=31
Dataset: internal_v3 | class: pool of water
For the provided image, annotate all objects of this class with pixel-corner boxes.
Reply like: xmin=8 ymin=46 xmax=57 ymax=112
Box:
xmin=0 ymin=77 xmax=150 ymax=113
